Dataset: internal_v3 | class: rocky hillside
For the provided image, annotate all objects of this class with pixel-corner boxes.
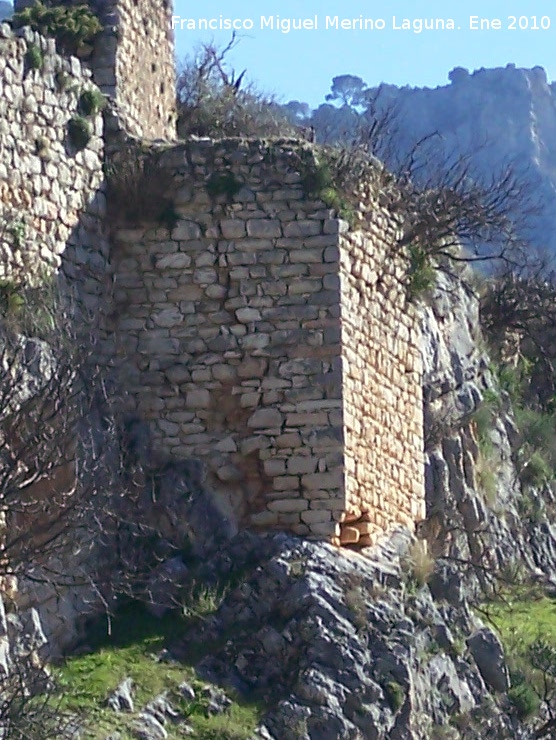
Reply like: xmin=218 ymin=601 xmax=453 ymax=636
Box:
xmin=3 ymin=263 xmax=554 ymax=739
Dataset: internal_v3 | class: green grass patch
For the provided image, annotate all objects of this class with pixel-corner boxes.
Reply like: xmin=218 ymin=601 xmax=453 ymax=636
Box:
xmin=52 ymin=602 xmax=262 ymax=739
xmin=485 ymin=591 xmax=556 ymax=649
xmin=481 ymin=590 xmax=556 ymax=721
xmin=55 ymin=606 xmax=189 ymax=713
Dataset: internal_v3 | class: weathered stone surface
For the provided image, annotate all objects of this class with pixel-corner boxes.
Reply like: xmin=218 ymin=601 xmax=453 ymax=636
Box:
xmin=184 ymin=531 xmax=523 ymax=740
xmin=467 ymin=628 xmax=510 ymax=693
xmin=248 ymin=409 xmax=283 ymax=429
xmin=107 ymin=678 xmax=135 ymax=712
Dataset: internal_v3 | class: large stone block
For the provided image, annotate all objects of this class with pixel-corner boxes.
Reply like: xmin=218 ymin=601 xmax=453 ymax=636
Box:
xmin=248 ymin=408 xmax=283 ymax=429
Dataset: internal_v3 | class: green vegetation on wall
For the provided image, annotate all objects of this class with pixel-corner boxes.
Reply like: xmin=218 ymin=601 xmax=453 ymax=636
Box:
xmin=493 ymin=359 xmax=556 ymax=491
xmin=13 ymin=2 xmax=103 ymax=56
xmin=78 ymin=88 xmax=106 ymax=117
xmin=105 ymin=149 xmax=178 ymax=226
xmin=205 ymin=171 xmax=243 ymax=201
xmin=406 ymin=243 xmax=437 ymax=299
xmin=68 ymin=116 xmax=92 ymax=151
xmin=25 ymin=42 xmax=43 ymax=71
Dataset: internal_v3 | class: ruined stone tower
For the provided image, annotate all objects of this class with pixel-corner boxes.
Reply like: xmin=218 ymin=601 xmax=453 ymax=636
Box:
xmin=3 ymin=1 xmax=425 ymax=549
xmin=14 ymin=0 xmax=177 ymax=140
xmin=89 ymin=0 xmax=176 ymax=139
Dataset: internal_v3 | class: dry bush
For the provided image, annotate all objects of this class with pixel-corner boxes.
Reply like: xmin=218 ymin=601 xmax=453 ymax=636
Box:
xmin=104 ymin=147 xmax=177 ymax=226
xmin=404 ymin=540 xmax=436 ymax=588
xmin=176 ymin=35 xmax=296 ymax=139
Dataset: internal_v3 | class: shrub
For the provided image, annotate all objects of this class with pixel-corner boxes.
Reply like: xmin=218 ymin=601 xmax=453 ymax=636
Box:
xmin=13 ymin=2 xmax=102 ymax=56
xmin=404 ymin=540 xmax=435 ymax=588
xmin=384 ymin=680 xmax=404 ymax=712
xmin=508 ymin=682 xmax=540 ymax=719
xmin=300 ymin=155 xmax=355 ymax=224
xmin=177 ymin=38 xmax=295 ymax=139
xmin=67 ymin=116 xmax=92 ymax=150
xmin=105 ymin=149 xmax=176 ymax=226
xmin=344 ymin=586 xmax=367 ymax=631
xmin=406 ymin=244 xmax=437 ymax=299
xmin=54 ymin=70 xmax=72 ymax=91
xmin=205 ymin=171 xmax=243 ymax=201
xmin=0 ymin=280 xmax=25 ymax=317
xmin=181 ymin=582 xmax=228 ymax=621
xmin=77 ymin=88 xmax=106 ymax=116
xmin=519 ymin=450 xmax=552 ymax=489
xmin=25 ymin=43 xmax=43 ymax=71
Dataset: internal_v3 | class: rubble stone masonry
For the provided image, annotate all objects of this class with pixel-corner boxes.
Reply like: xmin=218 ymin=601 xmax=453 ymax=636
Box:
xmin=0 ymin=23 xmax=106 ymax=290
xmin=0 ymin=0 xmax=425 ymax=657
xmin=339 ymin=225 xmax=425 ymax=546
xmin=89 ymin=0 xmax=176 ymax=140
xmin=112 ymin=139 xmax=425 ymax=545
xmin=0 ymin=7 xmax=425 ymax=546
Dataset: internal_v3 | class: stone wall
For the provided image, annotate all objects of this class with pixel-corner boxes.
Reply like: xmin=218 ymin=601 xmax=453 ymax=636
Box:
xmin=0 ymin=23 xmax=107 ymax=294
xmin=111 ymin=140 xmax=344 ymax=534
xmin=0 ymin=23 xmax=114 ymax=650
xmin=90 ymin=0 xmax=176 ymax=140
xmin=111 ymin=138 xmax=425 ymax=544
xmin=339 ymin=222 xmax=425 ymax=546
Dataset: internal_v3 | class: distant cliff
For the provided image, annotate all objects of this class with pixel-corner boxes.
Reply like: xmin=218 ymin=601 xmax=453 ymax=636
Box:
xmin=308 ymin=65 xmax=556 ymax=253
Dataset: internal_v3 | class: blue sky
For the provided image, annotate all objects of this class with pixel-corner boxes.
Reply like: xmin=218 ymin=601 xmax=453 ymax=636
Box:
xmin=173 ymin=0 xmax=556 ymax=106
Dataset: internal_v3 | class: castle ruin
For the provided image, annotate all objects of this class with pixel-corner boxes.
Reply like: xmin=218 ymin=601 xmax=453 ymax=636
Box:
xmin=1 ymin=0 xmax=425 ymax=551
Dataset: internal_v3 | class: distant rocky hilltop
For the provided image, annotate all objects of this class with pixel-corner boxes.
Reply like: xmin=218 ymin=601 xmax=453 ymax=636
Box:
xmin=304 ymin=65 xmax=556 ymax=253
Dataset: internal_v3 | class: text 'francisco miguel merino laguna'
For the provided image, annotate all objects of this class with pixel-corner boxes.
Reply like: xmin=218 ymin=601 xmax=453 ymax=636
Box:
xmin=170 ymin=16 xmax=459 ymax=34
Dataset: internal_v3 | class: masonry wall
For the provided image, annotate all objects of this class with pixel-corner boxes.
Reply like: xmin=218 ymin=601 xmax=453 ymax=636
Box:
xmin=112 ymin=138 xmax=425 ymax=543
xmin=90 ymin=0 xmax=176 ymax=140
xmin=339 ymin=218 xmax=425 ymax=547
xmin=0 ymin=23 xmax=112 ymax=649
xmin=112 ymin=140 xmax=346 ymax=536
xmin=0 ymin=23 xmax=107 ymax=294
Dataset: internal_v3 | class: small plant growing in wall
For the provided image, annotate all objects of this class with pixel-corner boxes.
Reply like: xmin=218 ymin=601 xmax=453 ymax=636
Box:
xmin=6 ymin=219 xmax=26 ymax=251
xmin=205 ymin=171 xmax=243 ymax=201
xmin=25 ymin=43 xmax=43 ymax=71
xmin=405 ymin=243 xmax=437 ymax=300
xmin=55 ymin=70 xmax=72 ymax=92
xmin=105 ymin=148 xmax=177 ymax=226
xmin=67 ymin=116 xmax=92 ymax=151
xmin=297 ymin=148 xmax=356 ymax=225
xmin=403 ymin=540 xmax=436 ymax=589
xmin=34 ymin=136 xmax=50 ymax=159
xmin=77 ymin=88 xmax=106 ymax=117
xmin=384 ymin=680 xmax=405 ymax=713
xmin=0 ymin=280 xmax=25 ymax=318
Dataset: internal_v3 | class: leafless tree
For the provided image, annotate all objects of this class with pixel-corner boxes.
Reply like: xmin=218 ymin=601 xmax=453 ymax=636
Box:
xmin=480 ymin=269 xmax=556 ymax=408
